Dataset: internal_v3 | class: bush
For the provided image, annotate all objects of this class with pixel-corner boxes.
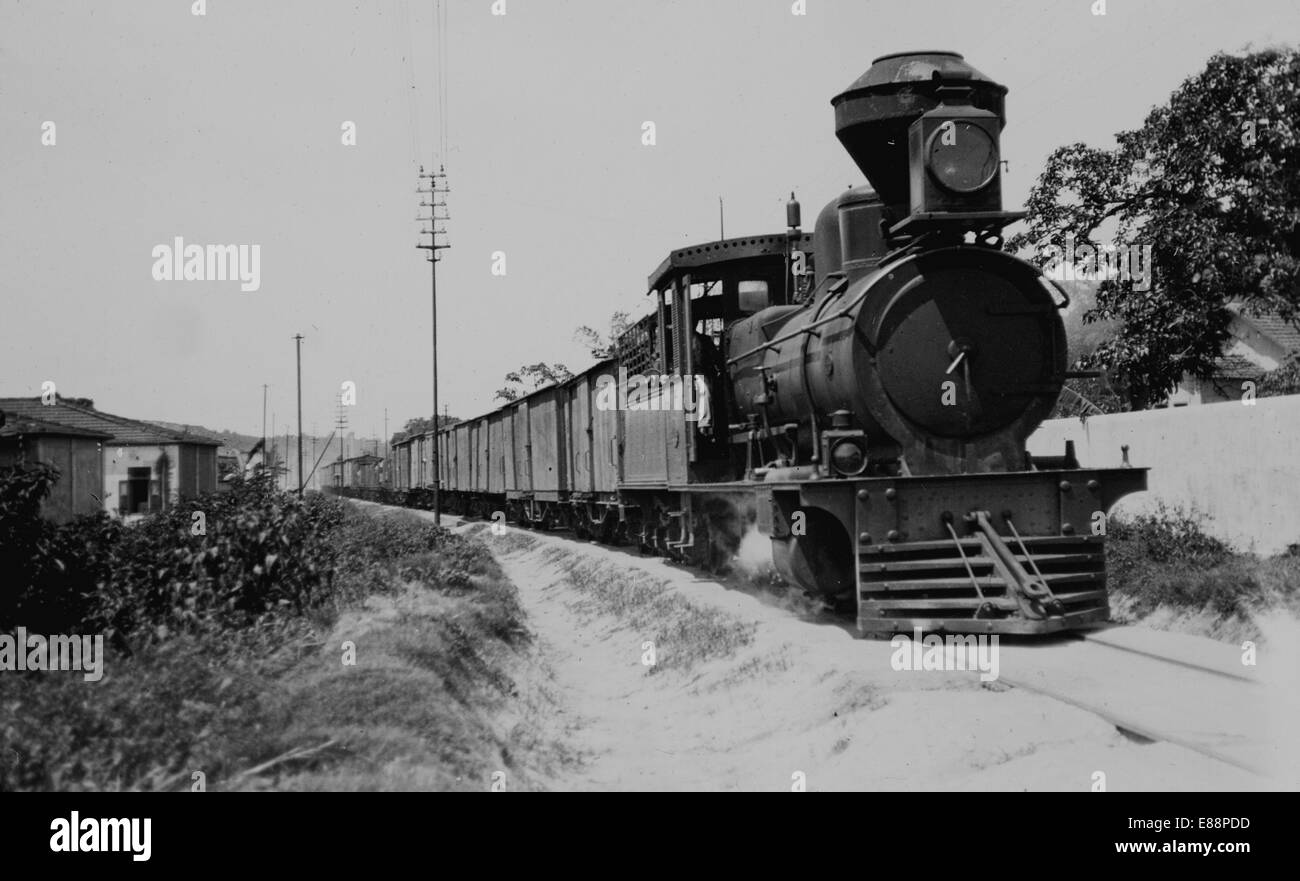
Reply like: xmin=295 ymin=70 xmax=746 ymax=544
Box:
xmin=1105 ymin=506 xmax=1285 ymax=621
xmin=92 ymin=478 xmax=347 ymax=646
xmin=0 ymin=474 xmax=528 ymax=791
xmin=1106 ymin=506 xmax=1235 ymax=576
xmin=0 ymin=469 xmax=349 ymax=646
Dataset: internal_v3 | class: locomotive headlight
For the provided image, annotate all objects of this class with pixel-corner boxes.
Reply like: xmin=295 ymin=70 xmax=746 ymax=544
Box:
xmin=926 ymin=121 xmax=999 ymax=194
xmin=829 ymin=437 xmax=868 ymax=477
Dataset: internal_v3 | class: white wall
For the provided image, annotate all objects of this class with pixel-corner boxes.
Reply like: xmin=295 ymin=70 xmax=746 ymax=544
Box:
xmin=1028 ymin=394 xmax=1300 ymax=555
xmin=104 ymin=443 xmax=177 ymax=515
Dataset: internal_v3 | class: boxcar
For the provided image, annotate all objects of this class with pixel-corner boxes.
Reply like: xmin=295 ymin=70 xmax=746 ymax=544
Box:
xmin=487 ymin=410 xmax=511 ymax=495
xmin=510 ymin=400 xmax=530 ymax=496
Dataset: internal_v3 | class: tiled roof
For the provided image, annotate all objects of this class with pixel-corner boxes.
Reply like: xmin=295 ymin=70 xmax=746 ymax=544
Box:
xmin=0 ymin=411 xmax=112 ymax=440
xmin=1243 ymin=313 xmax=1300 ymax=353
xmin=0 ymin=397 xmax=220 ymax=446
xmin=144 ymin=420 xmax=236 ymax=451
xmin=1212 ymin=355 xmax=1268 ymax=380
xmin=1229 ymin=306 xmax=1300 ymax=354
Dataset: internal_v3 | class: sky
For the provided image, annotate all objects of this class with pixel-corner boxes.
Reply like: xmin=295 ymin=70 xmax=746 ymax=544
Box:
xmin=1 ymin=0 xmax=1296 ymax=440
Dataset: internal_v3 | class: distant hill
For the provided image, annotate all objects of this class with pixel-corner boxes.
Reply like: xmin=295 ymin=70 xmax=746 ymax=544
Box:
xmin=147 ymin=421 xmax=385 ymax=461
xmin=1054 ymin=280 xmax=1121 ymax=363
xmin=147 ymin=422 xmax=260 ymax=456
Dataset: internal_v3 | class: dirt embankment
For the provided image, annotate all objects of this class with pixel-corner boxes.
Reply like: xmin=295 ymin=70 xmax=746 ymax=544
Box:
xmin=421 ymin=517 xmax=1268 ymax=792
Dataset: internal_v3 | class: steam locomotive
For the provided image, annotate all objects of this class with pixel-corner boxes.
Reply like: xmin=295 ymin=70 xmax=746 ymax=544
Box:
xmin=387 ymin=51 xmax=1148 ymax=636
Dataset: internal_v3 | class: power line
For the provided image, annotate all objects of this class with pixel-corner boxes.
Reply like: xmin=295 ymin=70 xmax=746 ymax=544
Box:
xmin=392 ymin=0 xmax=421 ymax=168
xmin=436 ymin=0 xmax=450 ymax=163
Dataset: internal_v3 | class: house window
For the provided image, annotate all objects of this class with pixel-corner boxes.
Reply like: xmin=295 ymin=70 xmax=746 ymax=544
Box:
xmin=119 ymin=466 xmax=152 ymax=514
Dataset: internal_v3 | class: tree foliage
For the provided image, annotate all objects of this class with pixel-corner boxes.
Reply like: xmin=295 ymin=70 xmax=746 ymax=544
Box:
xmin=494 ymin=362 xmax=573 ymax=402
xmin=401 ymin=414 xmax=459 ymax=438
xmin=1010 ymin=49 xmax=1300 ymax=409
xmin=573 ymin=310 xmax=631 ymax=360
xmin=1258 ymin=351 xmax=1300 ymax=396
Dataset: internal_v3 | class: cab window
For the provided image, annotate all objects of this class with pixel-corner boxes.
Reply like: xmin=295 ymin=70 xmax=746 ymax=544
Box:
xmin=737 ymin=280 xmax=770 ymax=314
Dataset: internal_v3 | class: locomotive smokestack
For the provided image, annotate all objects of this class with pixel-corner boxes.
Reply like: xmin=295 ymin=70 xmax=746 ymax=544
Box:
xmin=831 ymin=51 xmax=1007 ymax=208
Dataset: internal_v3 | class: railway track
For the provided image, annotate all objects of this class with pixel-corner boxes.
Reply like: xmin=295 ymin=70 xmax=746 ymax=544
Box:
xmin=360 ymin=499 xmax=1287 ymax=783
xmin=489 ymin=509 xmax=1287 ymax=781
xmin=997 ymin=629 xmax=1277 ymax=779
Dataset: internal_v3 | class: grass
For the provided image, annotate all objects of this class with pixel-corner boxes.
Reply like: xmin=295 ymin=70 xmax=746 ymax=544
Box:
xmin=550 ymin=547 xmax=757 ymax=674
xmin=0 ymin=505 xmax=537 ymax=792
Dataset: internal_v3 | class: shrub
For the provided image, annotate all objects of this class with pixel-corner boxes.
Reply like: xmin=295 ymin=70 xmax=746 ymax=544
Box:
xmin=0 ymin=469 xmax=347 ymax=645
xmin=1105 ymin=506 xmax=1282 ymax=621
xmin=0 ymin=480 xmax=529 ymax=791
xmin=1106 ymin=505 xmax=1235 ymax=580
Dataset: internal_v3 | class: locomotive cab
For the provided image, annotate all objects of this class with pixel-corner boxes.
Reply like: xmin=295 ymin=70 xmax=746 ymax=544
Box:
xmin=617 ymin=233 xmax=814 ymax=467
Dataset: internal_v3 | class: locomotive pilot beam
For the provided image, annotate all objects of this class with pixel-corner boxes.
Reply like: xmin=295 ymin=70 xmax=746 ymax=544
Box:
xmin=380 ymin=51 xmax=1148 ymax=638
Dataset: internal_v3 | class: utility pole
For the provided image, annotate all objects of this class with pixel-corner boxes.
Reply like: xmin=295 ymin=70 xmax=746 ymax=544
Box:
xmin=335 ymin=392 xmax=348 ymax=489
xmin=261 ymin=384 xmax=268 ymax=475
xmin=417 ymin=164 xmax=451 ymax=524
xmin=311 ymin=425 xmax=317 ymax=492
xmin=294 ymin=334 xmax=304 ymax=496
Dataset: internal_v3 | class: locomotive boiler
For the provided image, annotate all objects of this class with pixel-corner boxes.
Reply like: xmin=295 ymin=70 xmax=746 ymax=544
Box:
xmin=385 ymin=51 xmax=1148 ymax=637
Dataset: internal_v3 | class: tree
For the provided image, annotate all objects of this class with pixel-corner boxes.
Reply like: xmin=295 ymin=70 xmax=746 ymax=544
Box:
xmin=401 ymin=414 xmax=458 ymax=437
xmin=1259 ymin=351 xmax=1300 ymax=396
xmin=494 ymin=363 xmax=573 ymax=402
xmin=1047 ymin=281 xmax=1127 ymax=418
xmin=573 ymin=311 xmax=630 ymax=360
xmin=1009 ymin=49 xmax=1300 ymax=409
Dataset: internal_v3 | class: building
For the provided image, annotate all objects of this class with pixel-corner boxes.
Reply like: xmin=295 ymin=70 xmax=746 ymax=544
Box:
xmin=0 ymin=396 xmax=222 ymax=516
xmin=331 ymin=453 xmax=384 ymax=490
xmin=214 ymin=442 xmax=244 ymax=487
xmin=147 ymin=420 xmax=244 ymax=489
xmin=1165 ymin=306 xmax=1300 ymax=405
xmin=0 ymin=412 xmax=110 ymax=522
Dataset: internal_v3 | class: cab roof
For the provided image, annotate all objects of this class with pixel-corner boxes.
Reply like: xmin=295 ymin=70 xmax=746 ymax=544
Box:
xmin=647 ymin=232 xmax=813 ymax=291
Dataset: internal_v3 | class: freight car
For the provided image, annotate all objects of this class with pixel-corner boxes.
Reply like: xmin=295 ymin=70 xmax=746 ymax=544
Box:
xmin=392 ymin=52 xmax=1148 ymax=636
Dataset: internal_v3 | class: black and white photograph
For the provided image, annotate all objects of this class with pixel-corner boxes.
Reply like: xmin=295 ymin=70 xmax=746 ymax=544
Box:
xmin=1 ymin=0 xmax=1298 ymax=849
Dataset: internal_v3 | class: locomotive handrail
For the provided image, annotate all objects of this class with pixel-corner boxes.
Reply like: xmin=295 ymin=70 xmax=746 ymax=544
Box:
xmin=725 ymin=274 xmax=863 ymax=367
xmin=1041 ymin=276 xmax=1072 ymax=311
